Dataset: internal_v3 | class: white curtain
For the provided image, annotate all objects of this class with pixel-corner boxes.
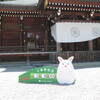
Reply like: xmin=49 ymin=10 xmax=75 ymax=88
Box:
xmin=51 ymin=22 xmax=100 ymax=43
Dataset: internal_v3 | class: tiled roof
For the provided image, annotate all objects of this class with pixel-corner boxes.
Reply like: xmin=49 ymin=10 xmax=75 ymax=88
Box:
xmin=48 ymin=0 xmax=100 ymax=5
xmin=78 ymin=0 xmax=100 ymax=2
xmin=49 ymin=0 xmax=100 ymax=2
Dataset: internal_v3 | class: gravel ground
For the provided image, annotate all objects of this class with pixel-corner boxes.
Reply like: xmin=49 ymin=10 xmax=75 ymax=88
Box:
xmin=0 ymin=64 xmax=100 ymax=100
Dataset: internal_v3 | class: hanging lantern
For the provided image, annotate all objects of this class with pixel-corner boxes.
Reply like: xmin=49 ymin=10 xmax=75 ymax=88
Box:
xmin=20 ymin=15 xmax=23 ymax=20
xmin=57 ymin=8 xmax=61 ymax=16
xmin=90 ymin=11 xmax=94 ymax=17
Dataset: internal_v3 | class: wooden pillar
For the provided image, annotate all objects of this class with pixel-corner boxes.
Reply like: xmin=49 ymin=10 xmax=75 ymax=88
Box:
xmin=97 ymin=38 xmax=100 ymax=50
xmin=20 ymin=15 xmax=23 ymax=47
xmin=44 ymin=30 xmax=48 ymax=51
xmin=56 ymin=42 xmax=61 ymax=52
xmin=26 ymin=55 xmax=30 ymax=66
xmin=88 ymin=40 xmax=93 ymax=51
xmin=0 ymin=16 xmax=1 ymax=46
xmin=44 ymin=19 xmax=49 ymax=51
xmin=0 ymin=16 xmax=2 ymax=46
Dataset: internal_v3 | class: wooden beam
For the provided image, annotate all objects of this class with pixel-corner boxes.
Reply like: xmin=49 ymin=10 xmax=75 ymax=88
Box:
xmin=44 ymin=0 xmax=48 ymax=9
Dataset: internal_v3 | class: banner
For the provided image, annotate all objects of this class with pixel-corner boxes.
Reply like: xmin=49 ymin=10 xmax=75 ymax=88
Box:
xmin=51 ymin=22 xmax=100 ymax=43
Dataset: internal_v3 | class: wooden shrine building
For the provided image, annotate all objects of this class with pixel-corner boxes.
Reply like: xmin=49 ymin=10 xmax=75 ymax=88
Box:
xmin=0 ymin=0 xmax=100 ymax=62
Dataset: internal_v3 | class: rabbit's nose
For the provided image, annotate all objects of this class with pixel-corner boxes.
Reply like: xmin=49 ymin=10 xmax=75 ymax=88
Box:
xmin=65 ymin=65 xmax=67 ymax=67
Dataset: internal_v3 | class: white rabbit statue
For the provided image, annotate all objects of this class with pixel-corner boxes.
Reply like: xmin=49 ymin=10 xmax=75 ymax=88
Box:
xmin=57 ymin=56 xmax=75 ymax=84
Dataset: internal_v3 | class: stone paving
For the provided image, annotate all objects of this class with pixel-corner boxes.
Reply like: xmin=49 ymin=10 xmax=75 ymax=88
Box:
xmin=0 ymin=62 xmax=100 ymax=100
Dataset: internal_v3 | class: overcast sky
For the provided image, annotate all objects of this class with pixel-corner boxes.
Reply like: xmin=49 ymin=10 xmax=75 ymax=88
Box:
xmin=0 ymin=0 xmax=39 ymax=6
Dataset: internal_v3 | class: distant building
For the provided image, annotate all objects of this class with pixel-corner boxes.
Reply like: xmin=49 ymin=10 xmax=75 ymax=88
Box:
xmin=0 ymin=0 xmax=100 ymax=62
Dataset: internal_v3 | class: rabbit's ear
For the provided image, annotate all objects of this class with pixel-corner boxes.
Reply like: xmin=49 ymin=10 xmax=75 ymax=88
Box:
xmin=58 ymin=56 xmax=63 ymax=62
xmin=68 ymin=56 xmax=74 ymax=62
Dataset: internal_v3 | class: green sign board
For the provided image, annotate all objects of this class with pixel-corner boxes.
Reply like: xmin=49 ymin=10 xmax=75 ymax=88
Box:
xmin=19 ymin=66 xmax=58 ymax=84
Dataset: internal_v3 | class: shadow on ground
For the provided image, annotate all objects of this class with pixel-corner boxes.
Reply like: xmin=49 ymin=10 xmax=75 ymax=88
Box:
xmin=0 ymin=61 xmax=100 ymax=72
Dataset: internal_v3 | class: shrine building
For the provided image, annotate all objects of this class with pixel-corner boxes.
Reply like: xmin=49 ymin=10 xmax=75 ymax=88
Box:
xmin=0 ymin=0 xmax=100 ymax=62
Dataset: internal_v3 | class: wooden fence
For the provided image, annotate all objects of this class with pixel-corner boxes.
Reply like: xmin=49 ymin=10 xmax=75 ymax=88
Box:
xmin=0 ymin=47 xmax=100 ymax=62
xmin=49 ymin=51 xmax=100 ymax=62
